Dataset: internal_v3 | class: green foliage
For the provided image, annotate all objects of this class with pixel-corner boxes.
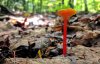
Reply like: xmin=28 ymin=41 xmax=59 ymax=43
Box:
xmin=0 ymin=0 xmax=100 ymax=13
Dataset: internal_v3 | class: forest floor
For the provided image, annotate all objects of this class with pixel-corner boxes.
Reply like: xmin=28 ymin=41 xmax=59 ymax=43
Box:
xmin=5 ymin=46 xmax=100 ymax=64
xmin=0 ymin=13 xmax=100 ymax=64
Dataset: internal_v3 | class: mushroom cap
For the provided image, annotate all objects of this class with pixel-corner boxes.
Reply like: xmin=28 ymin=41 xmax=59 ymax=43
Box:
xmin=57 ymin=8 xmax=76 ymax=19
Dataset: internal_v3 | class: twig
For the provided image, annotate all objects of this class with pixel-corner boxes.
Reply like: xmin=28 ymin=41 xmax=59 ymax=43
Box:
xmin=13 ymin=51 xmax=16 ymax=64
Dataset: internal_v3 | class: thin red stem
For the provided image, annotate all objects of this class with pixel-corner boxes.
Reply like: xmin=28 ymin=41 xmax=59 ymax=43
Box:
xmin=63 ymin=18 xmax=68 ymax=57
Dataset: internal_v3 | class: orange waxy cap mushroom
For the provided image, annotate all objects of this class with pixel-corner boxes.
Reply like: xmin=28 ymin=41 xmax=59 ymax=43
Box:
xmin=57 ymin=8 xmax=76 ymax=57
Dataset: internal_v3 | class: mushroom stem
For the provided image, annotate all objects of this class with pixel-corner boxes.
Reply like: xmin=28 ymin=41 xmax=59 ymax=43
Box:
xmin=57 ymin=8 xmax=76 ymax=57
xmin=63 ymin=18 xmax=68 ymax=57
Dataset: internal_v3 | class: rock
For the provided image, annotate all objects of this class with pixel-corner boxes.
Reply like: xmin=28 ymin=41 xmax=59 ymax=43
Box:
xmin=34 ymin=37 xmax=50 ymax=48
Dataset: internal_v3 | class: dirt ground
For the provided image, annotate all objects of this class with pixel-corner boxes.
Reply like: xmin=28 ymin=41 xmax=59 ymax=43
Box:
xmin=0 ymin=14 xmax=100 ymax=64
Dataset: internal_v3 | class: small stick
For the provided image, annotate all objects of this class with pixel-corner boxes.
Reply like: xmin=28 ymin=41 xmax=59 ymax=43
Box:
xmin=13 ymin=51 xmax=16 ymax=64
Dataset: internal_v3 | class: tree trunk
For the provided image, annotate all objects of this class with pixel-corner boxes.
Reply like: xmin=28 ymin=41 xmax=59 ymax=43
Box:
xmin=32 ymin=0 xmax=35 ymax=13
xmin=68 ymin=0 xmax=74 ymax=8
xmin=62 ymin=0 xmax=64 ymax=5
xmin=84 ymin=0 xmax=88 ymax=13
xmin=40 ymin=0 xmax=42 ymax=13
xmin=23 ymin=0 xmax=28 ymax=11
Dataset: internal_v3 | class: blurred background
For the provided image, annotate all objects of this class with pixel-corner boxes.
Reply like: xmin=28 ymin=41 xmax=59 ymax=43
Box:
xmin=0 ymin=0 xmax=100 ymax=14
